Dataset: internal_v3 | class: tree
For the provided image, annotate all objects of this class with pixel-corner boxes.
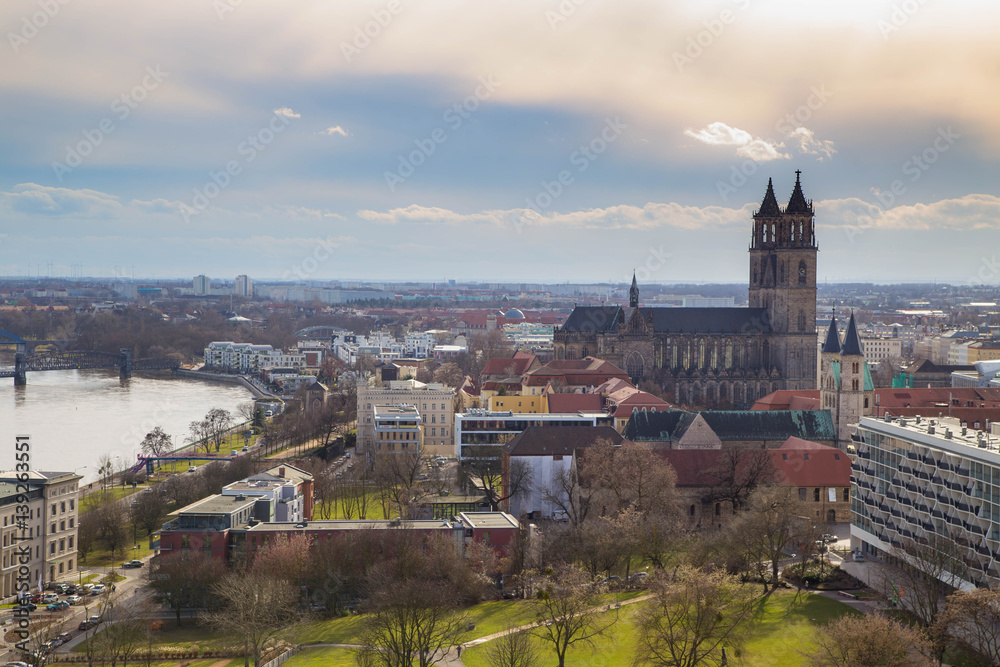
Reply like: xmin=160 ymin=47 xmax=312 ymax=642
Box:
xmin=97 ymin=452 xmax=116 ymax=490
xmin=634 ymin=567 xmax=760 ymax=667
xmin=77 ymin=508 xmax=99 ymax=562
xmin=704 ymin=447 xmax=775 ymax=512
xmin=208 ymin=571 xmax=298 ymax=667
xmin=139 ymin=426 xmax=173 ymax=459
xmin=433 ymin=362 xmax=465 ymax=387
xmin=807 ymin=614 xmax=932 ymax=666
xmin=875 ymin=534 xmax=970 ymax=627
xmin=531 ymin=566 xmax=617 ymax=667
xmin=188 ymin=418 xmax=212 ymax=454
xmin=94 ymin=596 xmax=150 ymax=667
xmin=542 ymin=460 xmax=595 ymax=528
xmin=464 ymin=445 xmax=533 ymax=513
xmin=147 ymin=552 xmax=227 ymax=625
xmin=484 ymin=625 xmax=538 ymax=667
xmin=726 ymin=486 xmax=803 ymax=588
xmin=98 ymin=501 xmax=130 ymax=559
xmin=577 ymin=439 xmax=679 ymax=516
xmin=935 ymin=588 xmax=1000 ymax=664
xmin=130 ymin=489 xmax=166 ymax=538
xmin=205 ymin=408 xmax=235 ymax=452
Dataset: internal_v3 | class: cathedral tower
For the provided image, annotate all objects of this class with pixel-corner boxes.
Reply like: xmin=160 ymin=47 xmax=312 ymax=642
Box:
xmin=748 ymin=172 xmax=818 ymax=390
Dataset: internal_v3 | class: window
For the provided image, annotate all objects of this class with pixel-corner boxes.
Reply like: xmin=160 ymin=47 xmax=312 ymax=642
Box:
xmin=69 ymin=518 xmax=74 ymax=528
xmin=60 ymin=501 xmax=65 ymax=513
xmin=51 ymin=506 xmax=56 ymax=516
xmin=689 ymin=504 xmax=696 ymax=517
xmin=68 ymin=559 xmax=72 ymax=571
xmin=51 ymin=523 xmax=56 ymax=534
xmin=69 ymin=500 xmax=74 ymax=511
xmin=181 ymin=535 xmax=191 ymax=549
xmin=59 ymin=538 xmax=65 ymax=552
xmin=49 ymin=542 xmax=56 ymax=555
xmin=799 ymin=488 xmax=807 ymax=501
xmin=60 ymin=520 xmax=65 ymax=531
xmin=814 ymin=488 xmax=820 ymax=502
xmin=842 ymin=488 xmax=849 ymax=502
xmin=69 ymin=536 xmax=74 ymax=549
xmin=59 ymin=562 xmax=64 ymax=574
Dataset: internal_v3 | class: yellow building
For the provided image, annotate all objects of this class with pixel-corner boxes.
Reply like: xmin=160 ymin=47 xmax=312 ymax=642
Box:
xmin=488 ymin=393 xmax=548 ymax=413
xmin=372 ymin=404 xmax=423 ymax=456
xmin=967 ymin=342 xmax=1000 ymax=363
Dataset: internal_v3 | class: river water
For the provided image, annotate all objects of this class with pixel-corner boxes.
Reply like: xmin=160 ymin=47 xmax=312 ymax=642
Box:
xmin=0 ymin=370 xmax=252 ymax=484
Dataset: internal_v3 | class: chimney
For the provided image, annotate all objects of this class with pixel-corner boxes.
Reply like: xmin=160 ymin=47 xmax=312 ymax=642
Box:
xmin=278 ymin=467 xmax=285 ymax=477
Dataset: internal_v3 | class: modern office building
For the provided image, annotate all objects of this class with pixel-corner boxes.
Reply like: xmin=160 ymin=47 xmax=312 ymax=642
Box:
xmin=454 ymin=409 xmax=612 ymax=459
xmin=852 ymin=414 xmax=1000 ymax=588
xmin=372 ymin=404 xmax=423 ymax=456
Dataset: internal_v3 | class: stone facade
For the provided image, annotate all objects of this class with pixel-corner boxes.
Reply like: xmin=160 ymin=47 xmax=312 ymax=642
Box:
xmin=553 ymin=173 xmax=818 ymax=408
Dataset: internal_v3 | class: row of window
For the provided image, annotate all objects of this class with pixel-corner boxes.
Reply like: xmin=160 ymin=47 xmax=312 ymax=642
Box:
xmin=50 ymin=499 xmax=75 ymax=516
xmin=48 ymin=536 xmax=74 ymax=554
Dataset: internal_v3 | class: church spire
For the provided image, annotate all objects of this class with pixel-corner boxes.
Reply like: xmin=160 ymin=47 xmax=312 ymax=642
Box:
xmin=841 ymin=310 xmax=864 ymax=356
xmin=629 ymin=272 xmax=639 ymax=308
xmin=786 ymin=170 xmax=812 ymax=214
xmin=757 ymin=178 xmax=781 ymax=217
xmin=822 ymin=310 xmax=841 ymax=354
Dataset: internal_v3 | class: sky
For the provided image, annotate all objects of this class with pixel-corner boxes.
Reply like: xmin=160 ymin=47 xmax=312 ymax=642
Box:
xmin=1 ymin=0 xmax=999 ymax=285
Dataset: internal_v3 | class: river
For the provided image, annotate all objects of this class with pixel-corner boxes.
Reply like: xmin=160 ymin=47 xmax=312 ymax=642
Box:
xmin=0 ymin=370 xmax=253 ymax=484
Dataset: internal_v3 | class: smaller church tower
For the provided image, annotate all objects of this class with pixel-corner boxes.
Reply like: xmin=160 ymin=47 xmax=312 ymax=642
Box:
xmin=821 ymin=311 xmax=873 ymax=447
xmin=629 ymin=272 xmax=639 ymax=308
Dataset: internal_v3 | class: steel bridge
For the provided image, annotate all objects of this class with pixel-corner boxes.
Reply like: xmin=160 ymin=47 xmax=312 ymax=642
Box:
xmin=0 ymin=329 xmax=178 ymax=385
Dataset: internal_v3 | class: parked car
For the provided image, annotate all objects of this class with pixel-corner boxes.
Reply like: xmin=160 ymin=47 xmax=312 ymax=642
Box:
xmin=187 ymin=466 xmax=197 ymax=473
xmin=854 ymin=551 xmax=866 ymax=562
xmin=81 ymin=583 xmax=95 ymax=594
xmin=66 ymin=595 xmax=82 ymax=605
xmin=4 ymin=660 xmax=30 ymax=667
xmin=46 ymin=600 xmax=69 ymax=611
xmin=41 ymin=593 xmax=58 ymax=603
xmin=89 ymin=614 xmax=103 ymax=625
xmin=78 ymin=620 xmax=95 ymax=631
xmin=89 ymin=584 xmax=106 ymax=596
xmin=57 ymin=632 xmax=72 ymax=643
xmin=822 ymin=533 xmax=838 ymax=543
xmin=122 ymin=559 xmax=144 ymax=569
xmin=54 ymin=583 xmax=69 ymax=595
xmin=18 ymin=602 xmax=37 ymax=612
xmin=627 ymin=571 xmax=649 ymax=584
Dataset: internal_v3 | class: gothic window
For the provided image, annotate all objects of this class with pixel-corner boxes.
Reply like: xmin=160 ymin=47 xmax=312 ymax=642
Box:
xmin=699 ymin=340 xmax=707 ymax=369
xmin=626 ymin=352 xmax=644 ymax=380
xmin=734 ymin=384 xmax=743 ymax=405
xmin=705 ymin=385 xmax=715 ymax=405
xmin=798 ymin=311 xmax=806 ymax=332
xmin=682 ymin=342 xmax=690 ymax=370
xmin=779 ymin=260 xmax=785 ymax=284
xmin=798 ymin=260 xmax=807 ymax=285
xmin=710 ymin=342 xmax=718 ymax=370
xmin=852 ymin=379 xmax=859 ymax=391
xmin=719 ymin=383 xmax=728 ymax=401
xmin=567 ymin=348 xmax=575 ymax=360
xmin=762 ymin=340 xmax=770 ymax=369
xmin=581 ymin=347 xmax=589 ymax=358
xmin=725 ymin=341 xmax=733 ymax=369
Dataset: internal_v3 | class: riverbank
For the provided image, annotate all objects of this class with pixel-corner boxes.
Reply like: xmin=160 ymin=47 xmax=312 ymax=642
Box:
xmin=173 ymin=368 xmax=279 ymax=399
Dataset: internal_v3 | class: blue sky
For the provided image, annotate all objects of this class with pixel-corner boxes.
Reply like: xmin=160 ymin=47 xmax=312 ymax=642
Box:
xmin=1 ymin=0 xmax=999 ymax=284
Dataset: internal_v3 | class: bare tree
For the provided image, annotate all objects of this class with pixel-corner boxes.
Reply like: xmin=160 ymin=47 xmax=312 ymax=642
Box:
xmin=465 ymin=445 xmax=533 ymax=512
xmin=188 ymin=418 xmax=212 ymax=454
xmin=77 ymin=508 xmax=99 ymax=562
xmin=484 ymin=625 xmax=538 ymax=667
xmin=208 ymin=571 xmax=298 ymax=667
xmin=97 ymin=452 xmax=116 ymax=490
xmin=634 ymin=567 xmax=761 ymax=667
xmin=139 ymin=426 xmax=173 ymax=459
xmin=98 ymin=501 xmax=130 ymax=559
xmin=874 ymin=534 xmax=970 ymax=627
xmin=807 ymin=614 xmax=932 ymax=667
xmin=532 ymin=566 xmax=617 ymax=667
xmin=704 ymin=447 xmax=775 ymax=511
xmin=726 ymin=485 xmax=803 ymax=588
xmin=935 ymin=587 xmax=1000 ymax=665
xmin=542 ymin=461 xmax=595 ymax=528
xmin=94 ymin=596 xmax=150 ymax=667
xmin=577 ymin=439 xmax=679 ymax=516
xmin=372 ymin=452 xmax=426 ymax=519
xmin=147 ymin=552 xmax=227 ymax=625
xmin=433 ymin=362 xmax=465 ymax=387
xmin=129 ymin=489 xmax=166 ymax=537
xmin=206 ymin=407 xmax=235 ymax=452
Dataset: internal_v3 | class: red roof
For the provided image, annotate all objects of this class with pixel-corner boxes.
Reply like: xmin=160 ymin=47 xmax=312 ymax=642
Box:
xmin=752 ymin=390 xmax=820 ymax=411
xmin=659 ymin=438 xmax=850 ymax=489
xmin=523 ymin=357 xmax=629 ymax=387
xmin=481 ymin=351 xmax=537 ymax=378
xmin=547 ymin=393 xmax=603 ymax=414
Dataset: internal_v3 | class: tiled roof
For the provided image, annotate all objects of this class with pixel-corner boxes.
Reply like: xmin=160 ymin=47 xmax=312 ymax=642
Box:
xmin=646 ymin=307 xmax=771 ymax=334
xmin=559 ymin=306 xmax=622 ymax=332
xmin=547 ymin=393 xmax=603 ymax=413
xmin=503 ymin=425 xmax=625 ymax=457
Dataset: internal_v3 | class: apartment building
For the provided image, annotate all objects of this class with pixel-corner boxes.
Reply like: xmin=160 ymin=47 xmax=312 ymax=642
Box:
xmin=852 ymin=414 xmax=1000 ymax=588
xmin=358 ymin=380 xmax=456 ymax=458
xmin=372 ymin=404 xmax=423 ymax=455
xmin=0 ymin=470 xmax=82 ymax=596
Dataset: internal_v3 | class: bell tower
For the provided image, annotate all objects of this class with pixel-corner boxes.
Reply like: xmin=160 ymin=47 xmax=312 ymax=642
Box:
xmin=748 ymin=172 xmax=818 ymax=390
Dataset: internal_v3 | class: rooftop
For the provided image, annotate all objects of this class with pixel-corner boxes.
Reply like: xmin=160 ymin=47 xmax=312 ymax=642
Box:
xmin=174 ymin=493 xmax=258 ymax=516
xmin=859 ymin=414 xmax=1000 ymax=459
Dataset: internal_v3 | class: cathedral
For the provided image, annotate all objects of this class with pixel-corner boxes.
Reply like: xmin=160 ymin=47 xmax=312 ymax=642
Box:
xmin=553 ymin=172 xmax=818 ymax=408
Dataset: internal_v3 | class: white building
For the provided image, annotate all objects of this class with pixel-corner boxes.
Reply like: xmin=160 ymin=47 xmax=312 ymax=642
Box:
xmin=0 ymin=469 xmax=82 ymax=594
xmin=404 ymin=330 xmax=446 ymax=359
xmin=204 ymin=342 xmax=304 ymax=373
xmin=221 ymin=466 xmax=310 ymax=523
xmin=235 ymin=274 xmax=252 ymax=297
xmin=372 ymin=404 xmax=423 ymax=456
xmin=193 ymin=274 xmax=210 ymax=296
xmin=852 ymin=414 xmax=1000 ymax=588
xmin=454 ymin=409 xmax=613 ymax=460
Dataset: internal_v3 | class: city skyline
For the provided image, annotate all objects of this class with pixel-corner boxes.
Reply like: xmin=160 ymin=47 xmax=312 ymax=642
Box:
xmin=2 ymin=1 xmax=998 ymax=283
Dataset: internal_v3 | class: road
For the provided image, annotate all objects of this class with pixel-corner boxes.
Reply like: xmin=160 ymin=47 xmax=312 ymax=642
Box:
xmin=0 ymin=553 xmax=154 ymax=663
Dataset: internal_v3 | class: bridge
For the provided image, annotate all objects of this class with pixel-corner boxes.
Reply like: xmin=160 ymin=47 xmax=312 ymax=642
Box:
xmin=294 ymin=325 xmax=348 ymax=338
xmin=0 ymin=329 xmax=179 ymax=385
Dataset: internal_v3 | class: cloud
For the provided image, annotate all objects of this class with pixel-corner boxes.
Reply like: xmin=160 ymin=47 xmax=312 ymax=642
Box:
xmin=321 ymin=125 xmax=349 ymax=137
xmin=358 ymin=202 xmax=751 ymax=231
xmin=131 ymin=198 xmax=190 ymax=215
xmin=819 ymin=194 xmax=1000 ymax=231
xmin=685 ymin=122 xmax=789 ymax=161
xmin=1 ymin=183 xmax=122 ymax=217
xmin=787 ymin=127 xmax=836 ymax=159
xmin=273 ymin=107 xmax=301 ymax=119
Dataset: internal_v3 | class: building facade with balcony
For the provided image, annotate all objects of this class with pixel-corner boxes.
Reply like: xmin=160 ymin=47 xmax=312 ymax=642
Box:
xmin=852 ymin=414 xmax=1000 ymax=588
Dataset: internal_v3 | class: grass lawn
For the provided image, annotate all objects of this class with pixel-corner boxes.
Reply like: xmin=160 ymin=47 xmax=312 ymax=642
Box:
xmin=79 ymin=525 xmax=156 ymax=568
xmin=284 ymin=646 xmax=357 ymax=667
xmin=76 ymin=618 xmax=239 ymax=653
xmin=461 ymin=588 xmax=857 ymax=667
xmin=80 ymin=485 xmax=147 ymax=512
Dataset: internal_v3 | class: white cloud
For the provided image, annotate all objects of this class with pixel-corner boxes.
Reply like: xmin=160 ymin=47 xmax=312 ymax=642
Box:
xmin=273 ymin=107 xmax=301 ymax=119
xmin=1 ymin=183 xmax=122 ymax=217
xmin=685 ymin=122 xmax=789 ymax=161
xmin=818 ymin=194 xmax=1000 ymax=231
xmin=321 ymin=125 xmax=349 ymax=137
xmin=787 ymin=127 xmax=836 ymax=159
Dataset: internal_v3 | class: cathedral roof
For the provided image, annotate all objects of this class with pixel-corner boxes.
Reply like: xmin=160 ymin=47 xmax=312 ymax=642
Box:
xmin=756 ymin=178 xmax=782 ymax=217
xmin=785 ymin=170 xmax=812 ymax=214
xmin=841 ymin=312 xmax=864 ymax=356
xmin=821 ymin=315 xmax=842 ymax=354
xmin=559 ymin=306 xmax=621 ymax=332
